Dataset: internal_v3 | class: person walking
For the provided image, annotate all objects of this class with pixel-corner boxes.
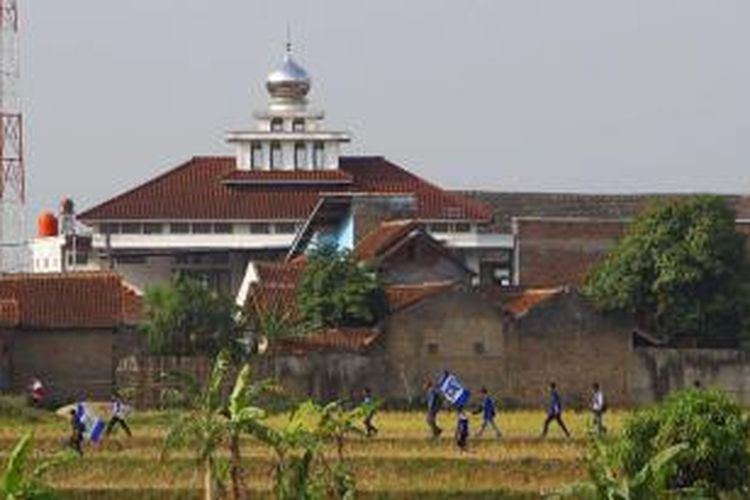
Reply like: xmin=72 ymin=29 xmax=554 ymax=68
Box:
xmin=475 ymin=387 xmax=502 ymax=439
xmin=29 ymin=377 xmax=45 ymax=408
xmin=105 ymin=393 xmax=132 ymax=438
xmin=425 ymin=380 xmax=443 ymax=438
xmin=361 ymin=387 xmax=378 ymax=437
xmin=68 ymin=408 xmax=85 ymax=456
xmin=591 ymin=383 xmax=607 ymax=435
xmin=455 ymin=406 xmax=470 ymax=452
xmin=541 ymin=382 xmax=571 ymax=438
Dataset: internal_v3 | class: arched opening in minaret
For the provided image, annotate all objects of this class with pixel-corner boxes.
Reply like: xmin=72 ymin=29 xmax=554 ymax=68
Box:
xmin=292 ymin=118 xmax=305 ymax=132
xmin=271 ymin=117 xmax=283 ymax=132
xmin=312 ymin=142 xmax=324 ymax=169
xmin=251 ymin=143 xmax=263 ymax=169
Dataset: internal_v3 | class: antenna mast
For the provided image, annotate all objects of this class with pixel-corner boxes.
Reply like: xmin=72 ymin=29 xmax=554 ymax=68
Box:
xmin=0 ymin=0 xmax=25 ymax=272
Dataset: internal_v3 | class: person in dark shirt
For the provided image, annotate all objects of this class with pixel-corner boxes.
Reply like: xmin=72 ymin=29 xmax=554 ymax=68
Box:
xmin=69 ymin=408 xmax=85 ymax=456
xmin=424 ymin=380 xmax=443 ymax=438
xmin=475 ymin=387 xmax=502 ymax=439
xmin=455 ymin=406 xmax=470 ymax=452
xmin=541 ymin=382 xmax=571 ymax=438
xmin=361 ymin=387 xmax=378 ymax=437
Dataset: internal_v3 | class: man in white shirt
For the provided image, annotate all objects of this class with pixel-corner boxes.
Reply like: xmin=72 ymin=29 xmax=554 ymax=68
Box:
xmin=591 ymin=383 xmax=607 ymax=435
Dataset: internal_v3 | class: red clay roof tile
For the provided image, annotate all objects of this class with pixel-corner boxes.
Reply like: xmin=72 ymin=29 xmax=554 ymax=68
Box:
xmin=503 ymin=288 xmax=564 ymax=318
xmin=270 ymin=327 xmax=380 ymax=354
xmin=0 ymin=299 xmax=20 ymax=328
xmin=385 ymin=281 xmax=459 ymax=311
xmin=352 ymin=220 xmax=419 ymax=261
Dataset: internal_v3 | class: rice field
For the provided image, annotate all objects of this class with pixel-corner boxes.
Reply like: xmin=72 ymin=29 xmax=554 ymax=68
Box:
xmin=0 ymin=409 xmax=628 ymax=499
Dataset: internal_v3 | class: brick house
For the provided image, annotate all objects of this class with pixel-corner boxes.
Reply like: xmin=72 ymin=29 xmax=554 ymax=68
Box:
xmin=0 ymin=272 xmax=141 ymax=402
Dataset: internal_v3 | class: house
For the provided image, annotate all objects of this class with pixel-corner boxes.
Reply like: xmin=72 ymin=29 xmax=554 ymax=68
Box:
xmin=0 ymin=272 xmax=142 ymax=402
xmin=31 ymin=45 xmax=511 ymax=296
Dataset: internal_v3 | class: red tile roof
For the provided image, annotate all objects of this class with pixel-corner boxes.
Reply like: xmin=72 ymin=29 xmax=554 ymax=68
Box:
xmin=385 ymin=281 xmax=458 ymax=311
xmin=0 ymin=272 xmax=130 ymax=329
xmin=79 ymin=156 xmax=492 ymax=222
xmin=503 ymin=288 xmax=564 ymax=318
xmin=0 ymin=299 xmax=20 ymax=328
xmin=352 ymin=220 xmax=420 ymax=260
xmin=270 ymin=327 xmax=380 ymax=355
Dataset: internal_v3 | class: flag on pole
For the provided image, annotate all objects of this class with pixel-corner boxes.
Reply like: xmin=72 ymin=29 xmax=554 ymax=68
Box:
xmin=437 ymin=372 xmax=471 ymax=408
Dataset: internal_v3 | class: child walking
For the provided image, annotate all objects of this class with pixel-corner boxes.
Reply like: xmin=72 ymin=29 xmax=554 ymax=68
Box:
xmin=475 ymin=387 xmax=502 ymax=439
xmin=455 ymin=407 xmax=470 ymax=452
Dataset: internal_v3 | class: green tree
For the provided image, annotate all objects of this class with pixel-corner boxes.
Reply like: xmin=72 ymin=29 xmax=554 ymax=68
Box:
xmin=162 ymin=350 xmax=267 ymax=500
xmin=619 ymin=389 xmax=750 ymax=495
xmin=584 ymin=195 xmax=750 ymax=337
xmin=297 ymin=245 xmax=387 ymax=329
xmin=141 ymin=275 xmax=245 ymax=356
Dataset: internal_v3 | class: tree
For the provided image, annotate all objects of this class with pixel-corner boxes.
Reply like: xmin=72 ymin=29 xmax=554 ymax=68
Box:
xmin=584 ymin=196 xmax=750 ymax=337
xmin=141 ymin=275 xmax=246 ymax=356
xmin=619 ymin=389 xmax=750 ymax=495
xmin=162 ymin=350 xmax=267 ymax=500
xmin=297 ymin=245 xmax=387 ymax=329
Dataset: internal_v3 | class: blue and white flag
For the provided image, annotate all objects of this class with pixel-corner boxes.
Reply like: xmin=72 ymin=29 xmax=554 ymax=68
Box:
xmin=76 ymin=401 xmax=106 ymax=443
xmin=438 ymin=372 xmax=471 ymax=408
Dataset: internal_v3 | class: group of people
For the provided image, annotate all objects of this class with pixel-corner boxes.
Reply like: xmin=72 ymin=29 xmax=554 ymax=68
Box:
xmin=68 ymin=392 xmax=132 ymax=456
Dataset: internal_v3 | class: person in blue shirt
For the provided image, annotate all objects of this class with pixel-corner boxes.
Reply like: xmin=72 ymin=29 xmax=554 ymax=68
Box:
xmin=424 ymin=380 xmax=443 ymax=438
xmin=474 ymin=387 xmax=502 ymax=439
xmin=541 ymin=382 xmax=571 ymax=438
xmin=455 ymin=406 xmax=470 ymax=452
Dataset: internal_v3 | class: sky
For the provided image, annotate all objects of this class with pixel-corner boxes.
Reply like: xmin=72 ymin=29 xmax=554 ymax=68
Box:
xmin=18 ymin=0 xmax=750 ymax=221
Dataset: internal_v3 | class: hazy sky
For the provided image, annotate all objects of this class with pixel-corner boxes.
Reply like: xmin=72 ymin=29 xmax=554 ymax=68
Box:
xmin=19 ymin=0 xmax=750 ymax=220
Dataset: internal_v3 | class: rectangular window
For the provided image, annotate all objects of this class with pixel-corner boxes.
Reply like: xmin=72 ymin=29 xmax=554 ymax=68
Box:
xmin=116 ymin=255 xmax=147 ymax=264
xmin=430 ymin=223 xmax=449 ymax=233
xmin=427 ymin=343 xmax=439 ymax=355
xmin=100 ymin=222 xmax=120 ymax=234
xmin=270 ymin=142 xmax=282 ymax=169
xmin=192 ymin=223 xmax=212 ymax=234
xmin=312 ymin=142 xmax=324 ymax=169
xmin=250 ymin=223 xmax=271 ymax=234
xmin=170 ymin=223 xmax=190 ymax=234
xmin=251 ymin=143 xmax=263 ymax=169
xmin=274 ymin=222 xmax=297 ymax=234
xmin=213 ymin=223 xmax=233 ymax=234
xmin=454 ymin=223 xmax=471 ymax=233
xmin=121 ymin=223 xmax=142 ymax=234
xmin=294 ymin=143 xmax=307 ymax=169
xmin=270 ymin=118 xmax=283 ymax=132
xmin=75 ymin=252 xmax=89 ymax=265
xmin=143 ymin=223 xmax=163 ymax=234
xmin=292 ymin=119 xmax=305 ymax=132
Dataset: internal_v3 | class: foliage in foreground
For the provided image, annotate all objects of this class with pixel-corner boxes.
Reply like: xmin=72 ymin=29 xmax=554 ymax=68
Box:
xmin=141 ymin=275 xmax=246 ymax=357
xmin=619 ymin=389 xmax=750 ymax=495
xmin=1 ymin=432 xmax=70 ymax=500
xmin=584 ymin=195 xmax=750 ymax=337
xmin=297 ymin=245 xmax=387 ymax=329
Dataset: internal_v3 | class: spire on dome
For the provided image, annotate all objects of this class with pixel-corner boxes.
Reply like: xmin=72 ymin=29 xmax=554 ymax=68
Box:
xmin=266 ymin=33 xmax=311 ymax=102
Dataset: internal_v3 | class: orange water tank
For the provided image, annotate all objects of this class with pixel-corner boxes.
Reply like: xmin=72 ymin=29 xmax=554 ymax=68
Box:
xmin=37 ymin=212 xmax=59 ymax=237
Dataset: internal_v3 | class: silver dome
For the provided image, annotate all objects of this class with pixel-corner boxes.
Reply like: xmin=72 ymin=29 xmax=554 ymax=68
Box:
xmin=266 ymin=52 xmax=311 ymax=100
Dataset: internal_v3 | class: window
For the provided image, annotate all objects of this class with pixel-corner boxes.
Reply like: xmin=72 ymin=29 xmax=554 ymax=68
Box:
xmin=251 ymin=143 xmax=263 ymax=168
xmin=270 ymin=118 xmax=283 ymax=132
xmin=192 ymin=223 xmax=212 ymax=234
xmin=75 ymin=252 xmax=89 ymax=265
xmin=454 ymin=223 xmax=471 ymax=233
xmin=250 ymin=222 xmax=271 ymax=234
xmin=121 ymin=223 xmax=142 ymax=234
xmin=213 ymin=223 xmax=233 ymax=234
xmin=292 ymin=118 xmax=305 ymax=132
xmin=427 ymin=343 xmax=439 ymax=355
xmin=473 ymin=342 xmax=486 ymax=355
xmin=170 ymin=223 xmax=190 ymax=234
xmin=116 ymin=255 xmax=147 ymax=264
xmin=270 ymin=142 xmax=282 ymax=169
xmin=143 ymin=223 xmax=163 ymax=234
xmin=275 ymin=222 xmax=297 ymax=234
xmin=100 ymin=222 xmax=120 ymax=234
xmin=312 ymin=142 xmax=324 ymax=169
xmin=294 ymin=142 xmax=307 ymax=169
xmin=430 ymin=223 xmax=449 ymax=233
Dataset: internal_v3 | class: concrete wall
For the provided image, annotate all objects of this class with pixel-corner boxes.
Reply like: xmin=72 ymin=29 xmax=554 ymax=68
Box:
xmin=11 ymin=329 xmax=116 ymax=402
xmin=632 ymin=348 xmax=750 ymax=405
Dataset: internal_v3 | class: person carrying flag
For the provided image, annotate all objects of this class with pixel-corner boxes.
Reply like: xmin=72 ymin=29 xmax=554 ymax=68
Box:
xmin=475 ymin=387 xmax=502 ymax=439
xmin=106 ymin=392 xmax=132 ymax=437
xmin=424 ymin=380 xmax=443 ymax=438
xmin=541 ymin=382 xmax=571 ymax=438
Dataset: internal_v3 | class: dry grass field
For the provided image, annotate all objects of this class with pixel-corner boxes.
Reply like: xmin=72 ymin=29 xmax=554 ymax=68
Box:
xmin=0 ymin=409 xmax=629 ymax=499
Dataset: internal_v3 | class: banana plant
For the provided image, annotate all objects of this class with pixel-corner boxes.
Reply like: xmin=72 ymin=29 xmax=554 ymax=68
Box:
xmin=0 ymin=432 xmax=69 ymax=500
xmin=550 ymin=440 xmax=696 ymax=500
xmin=161 ymin=350 xmax=267 ymax=500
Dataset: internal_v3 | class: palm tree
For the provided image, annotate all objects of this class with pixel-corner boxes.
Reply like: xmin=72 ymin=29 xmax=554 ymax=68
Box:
xmin=161 ymin=350 xmax=266 ymax=500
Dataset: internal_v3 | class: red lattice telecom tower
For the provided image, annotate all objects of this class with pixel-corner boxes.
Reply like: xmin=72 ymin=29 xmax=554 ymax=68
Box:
xmin=0 ymin=0 xmax=25 ymax=271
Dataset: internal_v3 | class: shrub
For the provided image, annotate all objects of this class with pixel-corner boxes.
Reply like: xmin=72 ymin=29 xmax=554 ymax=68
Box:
xmin=619 ymin=389 xmax=750 ymax=494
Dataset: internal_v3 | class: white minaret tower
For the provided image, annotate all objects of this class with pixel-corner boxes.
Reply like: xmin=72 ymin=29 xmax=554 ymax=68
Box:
xmin=227 ymin=42 xmax=350 ymax=171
